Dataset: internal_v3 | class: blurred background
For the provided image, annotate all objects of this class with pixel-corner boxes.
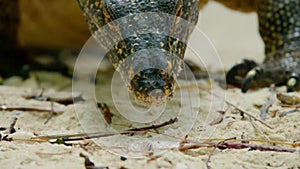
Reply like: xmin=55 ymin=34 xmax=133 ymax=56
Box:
xmin=11 ymin=1 xmax=266 ymax=79
xmin=197 ymin=1 xmax=264 ymax=70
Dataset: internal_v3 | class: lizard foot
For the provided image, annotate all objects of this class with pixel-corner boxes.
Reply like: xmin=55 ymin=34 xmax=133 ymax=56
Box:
xmin=226 ymin=56 xmax=300 ymax=93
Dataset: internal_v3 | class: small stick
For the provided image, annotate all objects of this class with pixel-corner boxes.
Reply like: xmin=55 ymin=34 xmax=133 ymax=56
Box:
xmin=206 ymin=137 xmax=236 ymax=169
xmin=0 ymin=104 xmax=65 ymax=113
xmin=209 ymin=110 xmax=225 ymax=126
xmin=248 ymin=117 xmax=270 ymax=141
xmin=44 ymin=102 xmax=55 ymax=124
xmin=181 ymin=85 xmax=274 ymax=129
xmin=260 ymin=85 xmax=276 ymax=120
xmin=217 ymin=142 xmax=295 ymax=153
xmin=279 ymin=107 xmax=299 ymax=117
xmin=31 ymin=88 xmax=47 ymax=101
xmin=32 ymin=118 xmax=178 ymax=142
xmin=179 ymin=139 xmax=296 ymax=153
xmin=125 ymin=118 xmax=178 ymax=132
xmin=207 ymin=91 xmax=273 ymax=129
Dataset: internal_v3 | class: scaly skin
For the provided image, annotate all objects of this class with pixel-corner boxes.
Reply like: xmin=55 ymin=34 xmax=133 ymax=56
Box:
xmin=0 ymin=0 xmax=299 ymax=105
xmin=77 ymin=0 xmax=199 ymax=106
xmin=226 ymin=0 xmax=300 ymax=92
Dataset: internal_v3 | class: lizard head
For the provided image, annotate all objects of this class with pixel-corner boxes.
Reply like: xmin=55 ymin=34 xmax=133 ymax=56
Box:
xmin=78 ymin=0 xmax=199 ymax=107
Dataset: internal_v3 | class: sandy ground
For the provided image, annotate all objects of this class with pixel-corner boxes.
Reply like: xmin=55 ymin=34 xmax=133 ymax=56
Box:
xmin=1 ymin=2 xmax=300 ymax=169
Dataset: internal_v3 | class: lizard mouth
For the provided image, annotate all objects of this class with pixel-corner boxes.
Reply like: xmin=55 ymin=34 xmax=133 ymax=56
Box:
xmin=129 ymin=68 xmax=175 ymax=107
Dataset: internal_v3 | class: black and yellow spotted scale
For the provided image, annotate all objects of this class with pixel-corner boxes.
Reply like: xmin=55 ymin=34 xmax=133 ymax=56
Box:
xmin=77 ymin=0 xmax=200 ymax=106
xmin=1 ymin=0 xmax=300 ymax=106
xmin=77 ymin=0 xmax=300 ymax=106
xmin=227 ymin=0 xmax=300 ymax=92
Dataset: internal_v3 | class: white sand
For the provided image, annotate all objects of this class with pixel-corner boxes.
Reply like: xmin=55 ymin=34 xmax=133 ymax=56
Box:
xmin=1 ymin=2 xmax=300 ymax=169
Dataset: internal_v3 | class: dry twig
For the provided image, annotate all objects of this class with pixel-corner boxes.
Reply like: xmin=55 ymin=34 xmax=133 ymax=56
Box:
xmin=32 ymin=118 xmax=178 ymax=143
xmin=179 ymin=138 xmax=296 ymax=153
xmin=207 ymin=91 xmax=273 ymax=129
xmin=260 ymin=85 xmax=276 ymax=120
xmin=206 ymin=137 xmax=236 ymax=169
xmin=209 ymin=110 xmax=226 ymax=126
xmin=0 ymin=104 xmax=66 ymax=113
xmin=44 ymin=102 xmax=55 ymax=124
xmin=279 ymin=108 xmax=299 ymax=117
xmin=125 ymin=118 xmax=178 ymax=132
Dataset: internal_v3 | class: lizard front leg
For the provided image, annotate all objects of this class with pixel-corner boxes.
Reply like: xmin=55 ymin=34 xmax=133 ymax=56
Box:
xmin=226 ymin=0 xmax=300 ymax=92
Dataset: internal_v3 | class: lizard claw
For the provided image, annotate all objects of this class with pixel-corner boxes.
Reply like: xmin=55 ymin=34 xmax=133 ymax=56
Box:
xmin=286 ymin=73 xmax=299 ymax=92
xmin=226 ymin=57 xmax=300 ymax=93
xmin=241 ymin=66 xmax=263 ymax=93
xmin=226 ymin=59 xmax=257 ymax=87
